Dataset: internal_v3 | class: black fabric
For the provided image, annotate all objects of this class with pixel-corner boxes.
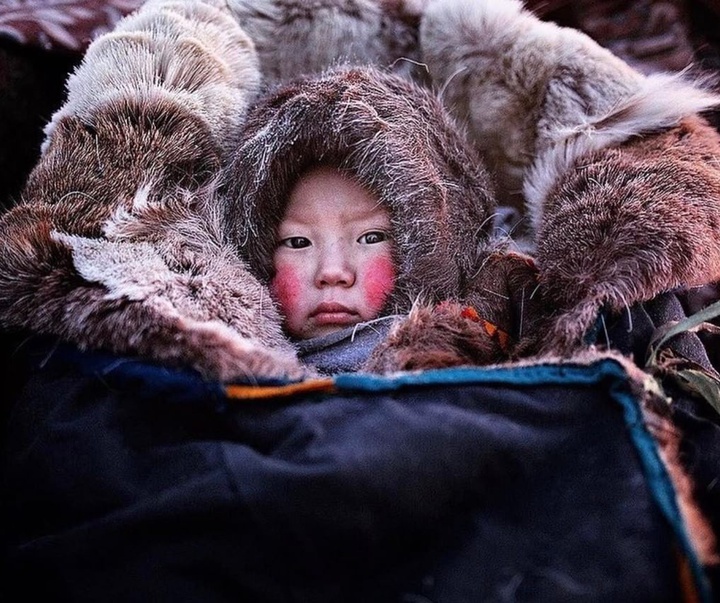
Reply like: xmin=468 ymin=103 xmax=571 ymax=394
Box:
xmin=603 ymin=290 xmax=720 ymax=591
xmin=602 ymin=290 xmax=717 ymax=373
xmin=0 ymin=335 xmax=707 ymax=602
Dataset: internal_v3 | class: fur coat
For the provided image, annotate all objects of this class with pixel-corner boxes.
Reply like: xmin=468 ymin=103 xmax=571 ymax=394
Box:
xmin=0 ymin=0 xmax=306 ymax=382
xmin=419 ymin=0 xmax=720 ymax=354
xmin=2 ymin=0 xmax=720 ymax=379
xmin=0 ymin=0 xmax=505 ymax=379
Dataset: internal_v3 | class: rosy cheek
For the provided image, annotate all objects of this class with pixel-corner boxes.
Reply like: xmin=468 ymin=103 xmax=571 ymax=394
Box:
xmin=270 ymin=265 xmax=301 ymax=319
xmin=363 ymin=256 xmax=396 ymax=313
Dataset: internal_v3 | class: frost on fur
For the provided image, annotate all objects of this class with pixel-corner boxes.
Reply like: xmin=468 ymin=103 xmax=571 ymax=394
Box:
xmin=43 ymin=0 xmax=261 ymax=159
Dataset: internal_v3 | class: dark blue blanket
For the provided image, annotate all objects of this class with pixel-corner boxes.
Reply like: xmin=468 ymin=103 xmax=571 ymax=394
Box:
xmin=1 ymin=333 xmax=715 ymax=602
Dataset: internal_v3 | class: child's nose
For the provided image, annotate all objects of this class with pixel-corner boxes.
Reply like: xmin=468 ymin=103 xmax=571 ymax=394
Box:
xmin=315 ymin=251 xmax=355 ymax=288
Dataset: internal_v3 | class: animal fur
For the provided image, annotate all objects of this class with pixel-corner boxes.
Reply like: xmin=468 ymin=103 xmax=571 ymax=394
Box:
xmin=421 ymin=0 xmax=720 ymax=353
xmin=225 ymin=0 xmax=425 ymax=85
xmin=537 ymin=116 xmax=720 ymax=351
xmin=462 ymin=249 xmax=544 ymax=352
xmin=420 ymin=0 xmax=720 ymax=219
xmin=44 ymin=0 xmax=261 ymax=162
xmin=0 ymin=0 xmax=306 ymax=382
xmin=364 ymin=300 xmax=509 ymax=372
xmin=365 ymin=250 xmax=545 ymax=371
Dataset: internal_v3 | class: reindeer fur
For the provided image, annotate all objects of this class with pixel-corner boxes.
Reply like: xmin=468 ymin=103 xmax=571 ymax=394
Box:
xmin=421 ymin=0 xmax=720 ymax=353
xmin=225 ymin=0 xmax=425 ymax=85
xmin=0 ymin=0 xmax=305 ymax=382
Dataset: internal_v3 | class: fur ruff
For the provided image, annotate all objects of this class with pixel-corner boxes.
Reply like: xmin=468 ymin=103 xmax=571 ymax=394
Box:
xmin=225 ymin=65 xmax=498 ymax=313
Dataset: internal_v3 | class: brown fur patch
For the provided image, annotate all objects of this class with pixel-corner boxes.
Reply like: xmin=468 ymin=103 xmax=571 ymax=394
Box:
xmin=364 ymin=301 xmax=508 ymax=373
xmin=0 ymin=1 xmax=305 ymax=382
xmin=537 ymin=116 xmax=720 ymax=353
xmin=464 ymin=249 xmax=547 ymax=355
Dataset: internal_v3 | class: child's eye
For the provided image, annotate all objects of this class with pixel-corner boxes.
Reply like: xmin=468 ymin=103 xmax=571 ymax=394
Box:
xmin=358 ymin=231 xmax=387 ymax=245
xmin=280 ymin=236 xmax=311 ymax=249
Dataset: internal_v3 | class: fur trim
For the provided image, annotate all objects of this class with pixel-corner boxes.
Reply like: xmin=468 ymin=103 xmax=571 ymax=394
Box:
xmin=224 ymin=65 xmax=497 ymax=312
xmin=44 ymin=0 xmax=260 ymax=160
xmin=620 ymin=357 xmax=720 ymax=569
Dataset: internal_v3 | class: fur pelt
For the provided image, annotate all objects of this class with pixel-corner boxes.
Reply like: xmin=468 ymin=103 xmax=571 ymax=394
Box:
xmin=43 ymin=0 xmax=261 ymax=162
xmin=365 ymin=250 xmax=545 ymax=371
xmin=225 ymin=0 xmax=426 ymax=85
xmin=0 ymin=0 xmax=306 ymax=382
xmin=537 ymin=115 xmax=720 ymax=351
xmin=420 ymin=0 xmax=720 ymax=220
xmin=421 ymin=0 xmax=720 ymax=353
xmin=462 ymin=249 xmax=544 ymax=351
xmin=364 ymin=300 xmax=511 ymax=372
xmin=225 ymin=65 xmax=498 ymax=313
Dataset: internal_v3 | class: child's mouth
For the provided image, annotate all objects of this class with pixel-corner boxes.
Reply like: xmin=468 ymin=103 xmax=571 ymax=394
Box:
xmin=311 ymin=302 xmax=358 ymax=325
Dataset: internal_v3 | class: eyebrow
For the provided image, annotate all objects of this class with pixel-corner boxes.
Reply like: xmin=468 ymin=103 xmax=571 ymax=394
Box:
xmin=282 ymin=206 xmax=390 ymax=225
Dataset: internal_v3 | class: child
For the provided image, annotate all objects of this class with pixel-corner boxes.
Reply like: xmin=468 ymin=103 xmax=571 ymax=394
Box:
xmin=0 ymin=0 xmax=525 ymax=379
xmin=224 ymin=66 xmax=504 ymax=373
xmin=270 ymin=165 xmax=396 ymax=341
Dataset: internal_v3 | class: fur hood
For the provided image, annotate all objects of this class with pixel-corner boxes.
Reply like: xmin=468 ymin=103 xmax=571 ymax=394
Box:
xmin=224 ymin=66 xmax=497 ymax=312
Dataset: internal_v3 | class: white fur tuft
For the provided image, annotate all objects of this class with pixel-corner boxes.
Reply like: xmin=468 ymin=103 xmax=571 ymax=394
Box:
xmin=42 ymin=0 xmax=260 ymax=158
xmin=525 ymin=72 xmax=720 ymax=233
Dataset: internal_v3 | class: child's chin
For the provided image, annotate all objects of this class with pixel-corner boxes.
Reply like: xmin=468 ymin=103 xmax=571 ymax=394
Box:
xmin=305 ymin=318 xmax=361 ymax=339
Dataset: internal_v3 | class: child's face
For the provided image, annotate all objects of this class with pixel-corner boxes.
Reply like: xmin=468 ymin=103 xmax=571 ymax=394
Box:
xmin=271 ymin=166 xmax=396 ymax=339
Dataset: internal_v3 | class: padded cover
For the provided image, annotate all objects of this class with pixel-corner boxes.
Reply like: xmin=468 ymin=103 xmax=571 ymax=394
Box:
xmin=0 ymin=335 xmax=712 ymax=602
